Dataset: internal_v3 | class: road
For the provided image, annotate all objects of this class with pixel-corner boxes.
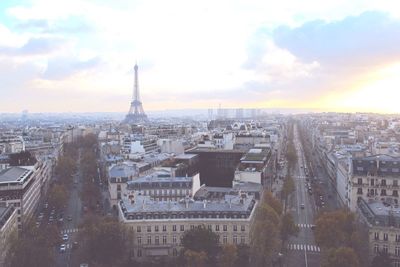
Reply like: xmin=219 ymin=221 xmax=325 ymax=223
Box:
xmin=285 ymin=124 xmax=321 ymax=267
xmin=55 ymin=151 xmax=84 ymax=267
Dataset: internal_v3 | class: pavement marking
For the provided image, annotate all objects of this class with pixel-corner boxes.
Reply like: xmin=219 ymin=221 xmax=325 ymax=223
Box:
xmin=61 ymin=228 xmax=79 ymax=234
xmin=288 ymin=244 xmax=321 ymax=253
xmin=297 ymin=224 xmax=315 ymax=228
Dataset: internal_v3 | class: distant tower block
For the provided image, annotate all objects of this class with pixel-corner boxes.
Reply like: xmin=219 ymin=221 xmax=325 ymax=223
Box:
xmin=124 ymin=64 xmax=148 ymax=124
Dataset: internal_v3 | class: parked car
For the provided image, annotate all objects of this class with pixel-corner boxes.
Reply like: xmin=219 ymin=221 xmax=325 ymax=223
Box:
xmin=59 ymin=244 xmax=66 ymax=253
xmin=300 ymin=203 xmax=305 ymax=209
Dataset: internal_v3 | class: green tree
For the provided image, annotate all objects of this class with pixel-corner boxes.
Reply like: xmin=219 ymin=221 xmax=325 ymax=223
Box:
xmin=235 ymin=244 xmax=250 ymax=267
xmin=323 ymin=247 xmax=359 ymax=267
xmin=181 ymin=226 xmax=219 ymax=262
xmin=280 ymin=213 xmax=299 ymax=245
xmin=218 ymin=244 xmax=238 ymax=267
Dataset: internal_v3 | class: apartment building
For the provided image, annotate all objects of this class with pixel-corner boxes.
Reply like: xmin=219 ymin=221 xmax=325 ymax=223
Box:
xmin=350 ymin=155 xmax=400 ymax=211
xmin=118 ymin=193 xmax=257 ymax=259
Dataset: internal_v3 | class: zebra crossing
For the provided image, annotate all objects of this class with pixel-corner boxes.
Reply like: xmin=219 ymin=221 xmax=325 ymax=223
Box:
xmin=61 ymin=228 xmax=79 ymax=234
xmin=295 ymin=176 xmax=307 ymax=179
xmin=288 ymin=243 xmax=321 ymax=252
xmin=297 ymin=223 xmax=315 ymax=228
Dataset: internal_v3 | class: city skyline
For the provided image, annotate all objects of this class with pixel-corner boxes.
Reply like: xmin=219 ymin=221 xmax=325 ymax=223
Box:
xmin=1 ymin=0 xmax=400 ymax=113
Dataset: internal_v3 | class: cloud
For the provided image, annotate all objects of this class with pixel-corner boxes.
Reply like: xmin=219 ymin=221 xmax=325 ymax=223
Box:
xmin=0 ymin=36 xmax=67 ymax=56
xmin=42 ymin=56 xmax=102 ymax=80
xmin=273 ymin=11 xmax=400 ymax=68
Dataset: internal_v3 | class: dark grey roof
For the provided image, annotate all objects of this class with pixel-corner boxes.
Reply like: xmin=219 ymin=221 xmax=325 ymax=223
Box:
xmin=353 ymin=154 xmax=400 ymax=176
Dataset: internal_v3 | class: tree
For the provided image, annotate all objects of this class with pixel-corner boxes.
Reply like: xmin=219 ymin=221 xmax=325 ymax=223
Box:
xmin=281 ymin=175 xmax=295 ymax=211
xmin=370 ymin=251 xmax=392 ymax=267
xmin=184 ymin=250 xmax=208 ymax=267
xmin=78 ymin=216 xmax=134 ymax=266
xmin=48 ymin=184 xmax=68 ymax=211
xmin=323 ymin=247 xmax=359 ymax=267
xmin=5 ymin=221 xmax=58 ymax=267
xmin=315 ymin=210 xmax=356 ymax=249
xmin=181 ymin=226 xmax=219 ymax=262
xmin=218 ymin=244 xmax=238 ymax=267
xmin=235 ymin=244 xmax=250 ymax=267
xmin=263 ymin=191 xmax=282 ymax=215
xmin=250 ymin=204 xmax=281 ymax=267
xmin=280 ymin=213 xmax=299 ymax=245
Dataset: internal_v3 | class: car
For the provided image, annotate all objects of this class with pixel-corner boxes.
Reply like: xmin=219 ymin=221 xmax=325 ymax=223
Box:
xmin=62 ymin=234 xmax=69 ymax=241
xmin=59 ymin=244 xmax=66 ymax=253
xmin=44 ymin=203 xmax=48 ymax=209
xmin=36 ymin=221 xmax=40 ymax=227
xmin=49 ymin=216 xmax=54 ymax=222
xmin=67 ymin=215 xmax=72 ymax=221
xmin=300 ymin=204 xmax=305 ymax=209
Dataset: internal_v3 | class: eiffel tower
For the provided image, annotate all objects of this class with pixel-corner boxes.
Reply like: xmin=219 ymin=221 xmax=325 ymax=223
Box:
xmin=124 ymin=64 xmax=148 ymax=123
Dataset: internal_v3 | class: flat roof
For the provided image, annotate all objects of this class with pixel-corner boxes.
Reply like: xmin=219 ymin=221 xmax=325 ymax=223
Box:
xmin=0 ymin=167 xmax=31 ymax=184
xmin=175 ymin=153 xmax=198 ymax=160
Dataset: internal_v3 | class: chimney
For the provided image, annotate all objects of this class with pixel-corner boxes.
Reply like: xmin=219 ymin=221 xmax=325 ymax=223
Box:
xmin=185 ymin=196 xmax=189 ymax=209
xmin=229 ymin=198 xmax=232 ymax=208
xmin=203 ymin=200 xmax=207 ymax=209
xmin=142 ymin=199 xmax=145 ymax=209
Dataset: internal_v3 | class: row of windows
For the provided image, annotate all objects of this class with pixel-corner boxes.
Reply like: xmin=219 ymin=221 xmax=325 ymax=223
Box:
xmin=357 ymin=188 xmax=399 ymax=197
xmin=136 ymin=224 xmax=246 ymax=233
xmin=374 ymin=233 xmax=400 ymax=242
xmin=126 ymin=212 xmax=248 ymax=220
xmin=137 ymin=235 xmax=246 ymax=245
xmin=140 ymin=189 xmax=191 ymax=196
xmin=357 ymin=178 xmax=399 ymax=187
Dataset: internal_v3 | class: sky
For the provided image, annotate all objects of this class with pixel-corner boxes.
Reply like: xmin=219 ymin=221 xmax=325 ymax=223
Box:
xmin=1 ymin=0 xmax=400 ymax=114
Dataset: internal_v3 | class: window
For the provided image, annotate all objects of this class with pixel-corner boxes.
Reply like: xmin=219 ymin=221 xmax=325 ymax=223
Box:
xmin=374 ymin=232 xmax=380 ymax=240
xmin=395 ymin=260 xmax=400 ymax=267
xmin=357 ymin=188 xmax=363 ymax=195
xmin=155 ymin=236 xmax=159 ymax=245
xmin=223 ymin=235 xmax=227 ymax=244
xmin=173 ymin=235 xmax=177 ymax=244
xmin=163 ymin=225 xmax=167 ymax=232
xmin=357 ymin=178 xmax=362 ymax=185
xmin=173 ymin=248 xmax=178 ymax=257
xmin=155 ymin=225 xmax=159 ymax=232
xmin=137 ymin=226 xmax=141 ymax=233
xmin=117 ymin=192 xmax=121 ymax=199
xmin=396 ymin=246 xmax=400 ymax=256
xmin=395 ymin=180 xmax=399 ymax=187
xmin=117 ymin=184 xmax=121 ymax=190
xmin=137 ymin=236 xmax=142 ymax=245
xmin=396 ymin=234 xmax=400 ymax=242
xmin=241 ymin=225 xmax=245 ymax=232
xmin=394 ymin=190 xmax=399 ymax=197
xmin=137 ymin=249 xmax=142 ymax=257
xmin=147 ymin=226 xmax=151 ymax=232
xmin=382 ymin=179 xmax=387 ymax=186
xmin=173 ymin=225 xmax=177 ymax=232
xmin=383 ymin=244 xmax=388 ymax=254
xmin=233 ymin=225 xmax=237 ymax=232
xmin=223 ymin=225 xmax=227 ymax=232
xmin=163 ymin=236 xmax=167 ymax=244
xmin=241 ymin=236 xmax=245 ymax=244
xmin=216 ymin=225 xmax=220 ymax=231
xmin=190 ymin=225 xmax=195 ymax=230
xmin=180 ymin=225 xmax=185 ymax=232
xmin=374 ymin=244 xmax=379 ymax=253
xmin=384 ymin=233 xmax=388 ymax=241
xmin=233 ymin=235 xmax=238 ymax=244
xmin=381 ymin=189 xmax=387 ymax=196
xmin=147 ymin=236 xmax=151 ymax=245
xmin=207 ymin=225 xmax=212 ymax=231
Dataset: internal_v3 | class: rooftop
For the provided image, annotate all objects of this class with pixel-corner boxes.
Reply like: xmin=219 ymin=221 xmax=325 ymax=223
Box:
xmin=120 ymin=194 xmax=256 ymax=217
xmin=0 ymin=166 xmax=32 ymax=184
xmin=358 ymin=198 xmax=400 ymax=228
